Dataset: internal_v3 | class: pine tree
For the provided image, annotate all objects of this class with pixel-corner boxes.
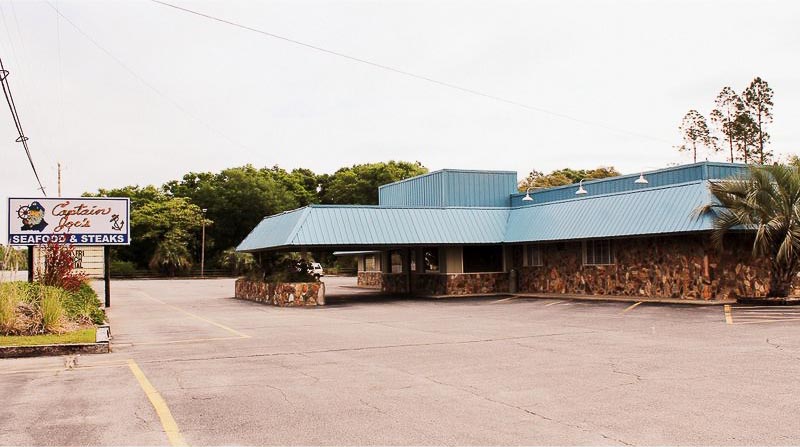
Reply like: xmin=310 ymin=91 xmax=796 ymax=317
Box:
xmin=709 ymin=87 xmax=744 ymax=163
xmin=677 ymin=110 xmax=717 ymax=163
xmin=742 ymin=77 xmax=774 ymax=164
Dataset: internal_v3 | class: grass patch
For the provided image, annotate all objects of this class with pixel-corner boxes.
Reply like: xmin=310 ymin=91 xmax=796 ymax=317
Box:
xmin=0 ymin=328 xmax=96 ymax=346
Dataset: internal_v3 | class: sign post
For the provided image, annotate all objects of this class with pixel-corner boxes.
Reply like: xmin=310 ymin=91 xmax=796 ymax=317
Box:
xmin=8 ymin=197 xmax=130 ymax=307
xmin=104 ymin=246 xmax=111 ymax=307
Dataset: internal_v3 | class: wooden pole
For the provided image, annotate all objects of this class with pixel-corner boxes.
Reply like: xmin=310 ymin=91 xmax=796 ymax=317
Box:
xmin=27 ymin=245 xmax=34 ymax=283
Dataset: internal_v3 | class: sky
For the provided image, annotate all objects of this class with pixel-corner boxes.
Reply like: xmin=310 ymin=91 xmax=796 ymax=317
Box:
xmin=1 ymin=0 xmax=799 ymax=241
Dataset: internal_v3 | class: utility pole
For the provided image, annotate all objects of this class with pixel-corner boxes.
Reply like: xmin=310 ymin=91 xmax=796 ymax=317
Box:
xmin=201 ymin=208 xmax=207 ymax=278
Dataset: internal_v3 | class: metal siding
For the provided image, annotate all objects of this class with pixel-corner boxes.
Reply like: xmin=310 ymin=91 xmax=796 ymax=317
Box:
xmin=510 ymin=162 xmax=747 ymax=207
xmin=380 ymin=169 xmax=516 ymax=207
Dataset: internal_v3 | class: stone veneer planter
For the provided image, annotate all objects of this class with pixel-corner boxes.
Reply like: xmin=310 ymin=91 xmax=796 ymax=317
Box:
xmin=235 ymin=278 xmax=325 ymax=307
xmin=357 ymin=271 xmax=383 ymax=288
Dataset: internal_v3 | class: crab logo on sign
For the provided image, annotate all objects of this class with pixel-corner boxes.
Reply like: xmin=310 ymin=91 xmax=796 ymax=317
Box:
xmin=17 ymin=201 xmax=49 ymax=232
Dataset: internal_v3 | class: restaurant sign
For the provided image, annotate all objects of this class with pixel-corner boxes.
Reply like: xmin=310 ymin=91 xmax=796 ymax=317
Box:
xmin=7 ymin=197 xmax=130 ymax=246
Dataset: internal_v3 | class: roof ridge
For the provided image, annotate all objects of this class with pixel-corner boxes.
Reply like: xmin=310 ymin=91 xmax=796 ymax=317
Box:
xmin=286 ymin=207 xmax=312 ymax=245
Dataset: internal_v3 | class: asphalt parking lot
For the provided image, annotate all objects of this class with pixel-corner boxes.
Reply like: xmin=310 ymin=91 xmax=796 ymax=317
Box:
xmin=2 ymin=277 xmax=800 ymax=445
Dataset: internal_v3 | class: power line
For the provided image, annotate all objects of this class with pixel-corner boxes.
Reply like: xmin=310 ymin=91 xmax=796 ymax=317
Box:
xmin=45 ymin=1 xmax=253 ymax=153
xmin=150 ymin=0 xmax=671 ymax=145
xmin=0 ymin=56 xmax=47 ymax=195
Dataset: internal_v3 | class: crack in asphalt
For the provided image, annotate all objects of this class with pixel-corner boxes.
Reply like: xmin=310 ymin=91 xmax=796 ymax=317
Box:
xmin=609 ymin=362 xmax=644 ymax=383
xmin=134 ymin=331 xmax=597 ymax=366
xmin=263 ymin=384 xmax=291 ymax=405
xmin=419 ymin=374 xmax=632 ymax=446
xmin=766 ymin=337 xmax=800 ymax=361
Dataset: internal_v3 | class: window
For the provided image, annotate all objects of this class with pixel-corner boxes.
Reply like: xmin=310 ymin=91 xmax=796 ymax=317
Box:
xmin=525 ymin=245 xmax=543 ymax=267
xmin=583 ymin=239 xmax=613 ymax=265
xmin=364 ymin=254 xmax=377 ymax=271
xmin=391 ymin=251 xmax=403 ymax=273
xmin=409 ymin=249 xmax=417 ymax=272
xmin=423 ymin=247 xmax=439 ymax=272
xmin=463 ymin=245 xmax=504 ymax=273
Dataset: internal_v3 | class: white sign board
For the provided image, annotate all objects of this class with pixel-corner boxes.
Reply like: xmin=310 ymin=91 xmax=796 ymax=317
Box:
xmin=32 ymin=245 xmax=105 ymax=279
xmin=7 ymin=197 xmax=130 ymax=246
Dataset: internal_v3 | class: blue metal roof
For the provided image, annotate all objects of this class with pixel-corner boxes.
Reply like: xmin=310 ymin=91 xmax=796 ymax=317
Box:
xmin=379 ymin=169 xmax=518 ymax=208
xmin=504 ymin=181 xmax=715 ymax=242
xmin=237 ymin=162 xmax=745 ymax=252
xmin=237 ymin=205 xmax=509 ymax=251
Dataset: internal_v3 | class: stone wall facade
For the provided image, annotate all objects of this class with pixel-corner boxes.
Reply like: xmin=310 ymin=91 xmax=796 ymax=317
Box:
xmin=357 ymin=271 xmax=382 ymax=288
xmin=516 ymin=234 xmax=800 ymax=300
xmin=235 ymin=278 xmax=324 ymax=307
xmin=381 ymin=273 xmax=409 ymax=294
xmin=371 ymin=272 xmax=510 ymax=296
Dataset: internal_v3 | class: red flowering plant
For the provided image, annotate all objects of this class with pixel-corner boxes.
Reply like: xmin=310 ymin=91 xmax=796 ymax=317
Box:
xmin=36 ymin=241 xmax=87 ymax=292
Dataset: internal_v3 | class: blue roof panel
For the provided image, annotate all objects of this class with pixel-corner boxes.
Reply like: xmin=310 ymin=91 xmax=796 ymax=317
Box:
xmin=504 ymin=181 xmax=715 ymax=242
xmin=237 ymin=206 xmax=510 ymax=250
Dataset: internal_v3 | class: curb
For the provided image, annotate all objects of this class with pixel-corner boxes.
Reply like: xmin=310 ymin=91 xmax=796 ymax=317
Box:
xmin=736 ymin=297 xmax=800 ymax=306
xmin=511 ymin=293 xmax=735 ymax=306
xmin=0 ymin=342 xmax=110 ymax=359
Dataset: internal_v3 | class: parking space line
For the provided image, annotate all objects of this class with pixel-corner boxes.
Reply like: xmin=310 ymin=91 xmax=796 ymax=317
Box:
xmin=733 ymin=317 xmax=800 ymax=325
xmin=127 ymin=359 xmax=187 ymax=447
xmin=491 ymin=297 xmax=515 ymax=304
xmin=545 ymin=300 xmax=565 ymax=307
xmin=621 ymin=302 xmax=642 ymax=314
xmin=724 ymin=305 xmax=733 ymax=324
xmin=143 ymin=295 xmax=251 ymax=339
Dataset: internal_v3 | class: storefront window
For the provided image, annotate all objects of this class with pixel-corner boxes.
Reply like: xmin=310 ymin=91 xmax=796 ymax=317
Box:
xmin=463 ymin=245 xmax=503 ymax=273
xmin=423 ymin=247 xmax=439 ymax=272
xmin=365 ymin=254 xmax=377 ymax=271
xmin=391 ymin=250 xmax=403 ymax=273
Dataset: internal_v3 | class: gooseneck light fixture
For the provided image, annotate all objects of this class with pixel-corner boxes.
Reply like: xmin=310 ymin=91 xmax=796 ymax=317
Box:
xmin=634 ymin=172 xmax=649 ymax=184
xmin=522 ymin=186 xmax=534 ymax=201
xmin=575 ymin=179 xmax=588 ymax=195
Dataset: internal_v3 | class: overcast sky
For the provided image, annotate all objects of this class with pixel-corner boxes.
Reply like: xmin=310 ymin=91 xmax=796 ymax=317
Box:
xmin=2 ymin=0 xmax=799 ymax=240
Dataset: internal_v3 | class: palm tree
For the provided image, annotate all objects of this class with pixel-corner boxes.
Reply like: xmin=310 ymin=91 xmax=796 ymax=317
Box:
xmin=700 ymin=164 xmax=800 ymax=297
xmin=149 ymin=236 xmax=192 ymax=276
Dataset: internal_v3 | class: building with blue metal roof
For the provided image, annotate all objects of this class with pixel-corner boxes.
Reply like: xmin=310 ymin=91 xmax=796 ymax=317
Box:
xmin=238 ymin=161 xmax=770 ymax=300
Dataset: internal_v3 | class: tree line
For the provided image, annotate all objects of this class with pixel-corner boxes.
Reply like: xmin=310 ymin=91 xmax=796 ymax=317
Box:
xmin=83 ymin=161 xmax=428 ymax=275
xmin=517 ymin=167 xmax=621 ymax=190
xmin=678 ymin=76 xmax=774 ymax=164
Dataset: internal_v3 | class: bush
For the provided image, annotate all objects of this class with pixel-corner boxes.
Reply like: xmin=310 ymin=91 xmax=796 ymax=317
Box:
xmin=110 ymin=260 xmax=137 ymax=276
xmin=0 ymin=281 xmax=104 ymax=335
xmin=62 ymin=283 xmax=105 ymax=325
xmin=36 ymin=242 xmax=87 ymax=292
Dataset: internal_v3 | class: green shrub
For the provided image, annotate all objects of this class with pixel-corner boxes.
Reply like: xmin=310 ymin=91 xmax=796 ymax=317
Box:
xmin=40 ymin=288 xmax=66 ymax=333
xmin=110 ymin=260 xmax=137 ymax=276
xmin=0 ymin=281 xmax=104 ymax=335
xmin=62 ymin=283 xmax=105 ymax=325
